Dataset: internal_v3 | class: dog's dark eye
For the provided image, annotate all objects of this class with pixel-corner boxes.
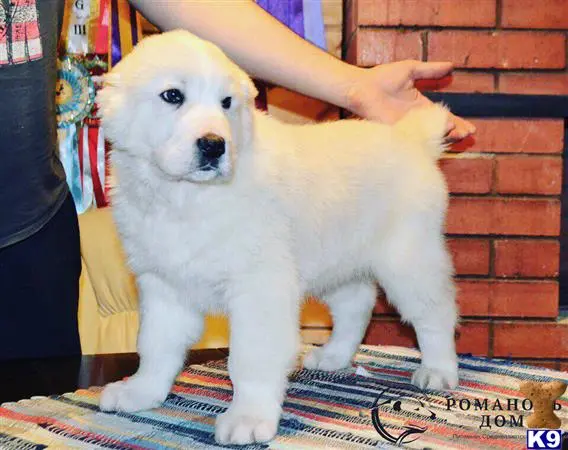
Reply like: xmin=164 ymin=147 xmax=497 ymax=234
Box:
xmin=221 ymin=96 xmax=232 ymax=109
xmin=160 ymin=88 xmax=184 ymax=105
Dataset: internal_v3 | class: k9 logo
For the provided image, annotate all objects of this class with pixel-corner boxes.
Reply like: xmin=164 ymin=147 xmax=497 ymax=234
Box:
xmin=526 ymin=429 xmax=563 ymax=449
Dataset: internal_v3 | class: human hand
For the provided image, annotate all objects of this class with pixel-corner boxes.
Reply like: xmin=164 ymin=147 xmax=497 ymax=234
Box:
xmin=345 ymin=60 xmax=475 ymax=142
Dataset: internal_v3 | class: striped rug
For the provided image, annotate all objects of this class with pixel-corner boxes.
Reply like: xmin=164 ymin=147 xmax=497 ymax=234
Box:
xmin=0 ymin=345 xmax=566 ymax=449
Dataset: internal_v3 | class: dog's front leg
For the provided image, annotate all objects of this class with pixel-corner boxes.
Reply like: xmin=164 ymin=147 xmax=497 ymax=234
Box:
xmin=99 ymin=273 xmax=203 ymax=412
xmin=215 ymin=269 xmax=301 ymax=445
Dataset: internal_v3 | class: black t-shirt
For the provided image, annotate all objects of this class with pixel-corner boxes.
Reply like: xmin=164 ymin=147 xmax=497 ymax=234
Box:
xmin=0 ymin=0 xmax=68 ymax=248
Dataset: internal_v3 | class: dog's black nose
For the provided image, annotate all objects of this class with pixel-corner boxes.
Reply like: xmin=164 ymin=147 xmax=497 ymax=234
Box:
xmin=196 ymin=133 xmax=225 ymax=159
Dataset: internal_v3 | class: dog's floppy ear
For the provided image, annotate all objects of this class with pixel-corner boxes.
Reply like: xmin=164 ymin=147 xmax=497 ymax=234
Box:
xmin=96 ymin=74 xmax=121 ymax=118
xmin=241 ymin=75 xmax=259 ymax=101
xmin=96 ymin=73 xmax=127 ymax=144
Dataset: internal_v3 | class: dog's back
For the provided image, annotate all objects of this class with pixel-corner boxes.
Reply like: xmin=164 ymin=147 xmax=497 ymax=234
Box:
xmin=248 ymin=104 xmax=451 ymax=292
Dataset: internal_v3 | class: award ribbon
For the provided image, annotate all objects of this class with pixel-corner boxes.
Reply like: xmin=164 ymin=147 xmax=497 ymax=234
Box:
xmin=57 ymin=0 xmax=141 ymax=213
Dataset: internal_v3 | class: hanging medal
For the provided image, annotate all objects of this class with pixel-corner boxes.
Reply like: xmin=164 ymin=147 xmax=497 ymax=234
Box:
xmin=56 ymin=0 xmax=142 ymax=214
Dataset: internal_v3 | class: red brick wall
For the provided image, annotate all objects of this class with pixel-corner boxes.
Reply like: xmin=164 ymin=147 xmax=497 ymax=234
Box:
xmin=345 ymin=0 xmax=567 ymax=369
xmin=346 ymin=0 xmax=568 ymax=95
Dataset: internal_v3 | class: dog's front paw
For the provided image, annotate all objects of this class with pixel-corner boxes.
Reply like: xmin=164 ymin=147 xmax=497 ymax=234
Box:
xmin=303 ymin=347 xmax=352 ymax=371
xmin=215 ymin=405 xmax=279 ymax=445
xmin=411 ymin=365 xmax=458 ymax=391
xmin=99 ymin=378 xmax=168 ymax=412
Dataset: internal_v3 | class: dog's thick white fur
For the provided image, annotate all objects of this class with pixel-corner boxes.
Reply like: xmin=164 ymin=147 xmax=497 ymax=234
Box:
xmin=96 ymin=30 xmax=459 ymax=445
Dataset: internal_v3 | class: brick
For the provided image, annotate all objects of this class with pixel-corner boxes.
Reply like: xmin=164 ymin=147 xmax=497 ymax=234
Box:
xmin=346 ymin=29 xmax=423 ymax=67
xmin=352 ymin=0 xmax=496 ymax=27
xmin=456 ymin=280 xmax=491 ymax=316
xmin=439 ymin=157 xmax=494 ymax=194
xmin=446 ymin=198 xmax=561 ymax=236
xmin=456 ymin=280 xmax=558 ymax=318
xmin=428 ymin=31 xmax=566 ymax=69
xmin=496 ymin=156 xmax=563 ymax=195
xmin=499 ymin=73 xmax=568 ymax=95
xmin=494 ymin=240 xmax=560 ymax=278
xmin=364 ymin=318 xmax=490 ymax=355
xmin=364 ymin=318 xmax=417 ymax=348
xmin=455 ymin=321 xmax=490 ymax=356
xmin=450 ymin=118 xmax=564 ymax=154
xmin=489 ymin=281 xmax=559 ymax=317
xmin=448 ymin=239 xmax=491 ymax=275
xmin=502 ymin=0 xmax=568 ymax=29
xmin=493 ymin=322 xmax=568 ymax=358
xmin=416 ymin=72 xmax=495 ymax=94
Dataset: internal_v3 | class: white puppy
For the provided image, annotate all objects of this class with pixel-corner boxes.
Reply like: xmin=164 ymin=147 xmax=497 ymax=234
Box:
xmin=96 ymin=30 xmax=459 ymax=446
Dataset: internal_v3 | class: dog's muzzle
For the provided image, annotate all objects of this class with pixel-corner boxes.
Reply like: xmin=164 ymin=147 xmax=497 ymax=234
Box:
xmin=196 ymin=133 xmax=225 ymax=169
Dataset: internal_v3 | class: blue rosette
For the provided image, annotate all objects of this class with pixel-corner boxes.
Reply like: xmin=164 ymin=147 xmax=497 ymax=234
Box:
xmin=56 ymin=56 xmax=96 ymax=127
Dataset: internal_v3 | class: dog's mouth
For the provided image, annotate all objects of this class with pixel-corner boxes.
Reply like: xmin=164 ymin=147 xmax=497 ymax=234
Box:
xmin=153 ymin=162 xmax=225 ymax=184
xmin=197 ymin=164 xmax=218 ymax=172
xmin=183 ymin=161 xmax=232 ymax=184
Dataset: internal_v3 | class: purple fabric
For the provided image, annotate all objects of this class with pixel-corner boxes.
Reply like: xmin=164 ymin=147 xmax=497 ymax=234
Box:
xmin=110 ymin=0 xmax=121 ymax=67
xmin=257 ymin=0 xmax=305 ymax=38
xmin=303 ymin=0 xmax=327 ymax=50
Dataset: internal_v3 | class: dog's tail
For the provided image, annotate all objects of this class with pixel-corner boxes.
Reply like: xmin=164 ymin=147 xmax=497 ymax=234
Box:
xmin=393 ymin=103 xmax=450 ymax=160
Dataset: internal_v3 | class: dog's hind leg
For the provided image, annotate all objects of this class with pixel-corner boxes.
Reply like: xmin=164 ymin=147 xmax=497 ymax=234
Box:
xmin=303 ymin=281 xmax=376 ymax=371
xmin=99 ymin=274 xmax=204 ymax=412
xmin=215 ymin=267 xmax=301 ymax=445
xmin=372 ymin=229 xmax=459 ymax=391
